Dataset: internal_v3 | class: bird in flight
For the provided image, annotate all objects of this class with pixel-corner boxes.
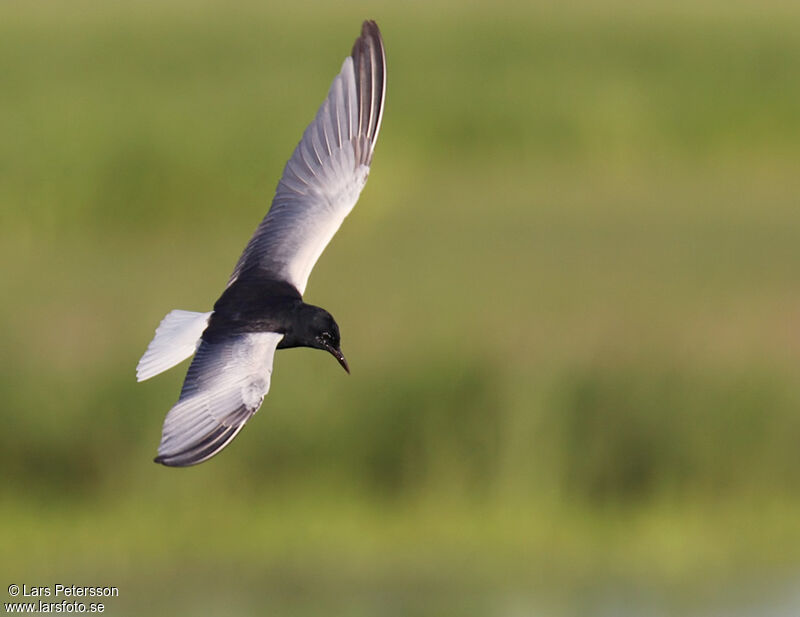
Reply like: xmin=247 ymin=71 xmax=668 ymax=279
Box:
xmin=136 ymin=21 xmax=386 ymax=467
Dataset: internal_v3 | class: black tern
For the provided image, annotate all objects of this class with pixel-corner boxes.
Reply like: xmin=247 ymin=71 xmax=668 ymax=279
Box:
xmin=137 ymin=21 xmax=386 ymax=467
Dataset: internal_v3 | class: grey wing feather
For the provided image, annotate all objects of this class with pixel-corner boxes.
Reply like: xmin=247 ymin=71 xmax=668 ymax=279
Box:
xmin=154 ymin=332 xmax=283 ymax=467
xmin=228 ymin=20 xmax=386 ymax=295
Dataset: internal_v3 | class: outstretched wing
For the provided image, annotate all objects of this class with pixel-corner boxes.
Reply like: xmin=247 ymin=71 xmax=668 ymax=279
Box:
xmin=154 ymin=332 xmax=283 ymax=467
xmin=228 ymin=20 xmax=386 ymax=295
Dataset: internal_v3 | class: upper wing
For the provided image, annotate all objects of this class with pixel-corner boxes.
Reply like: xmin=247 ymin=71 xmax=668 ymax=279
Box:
xmin=154 ymin=332 xmax=283 ymax=467
xmin=228 ymin=20 xmax=386 ymax=295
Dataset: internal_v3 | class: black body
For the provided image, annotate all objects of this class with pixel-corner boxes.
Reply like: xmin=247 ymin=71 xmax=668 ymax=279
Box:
xmin=204 ymin=275 xmax=345 ymax=366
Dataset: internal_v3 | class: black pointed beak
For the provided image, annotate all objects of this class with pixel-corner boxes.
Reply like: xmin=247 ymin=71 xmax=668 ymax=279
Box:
xmin=325 ymin=344 xmax=350 ymax=373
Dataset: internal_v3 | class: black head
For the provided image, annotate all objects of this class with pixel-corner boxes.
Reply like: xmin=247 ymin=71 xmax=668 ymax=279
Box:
xmin=298 ymin=305 xmax=349 ymax=373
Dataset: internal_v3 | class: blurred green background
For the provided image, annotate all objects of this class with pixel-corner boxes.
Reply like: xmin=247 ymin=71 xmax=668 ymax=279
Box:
xmin=2 ymin=1 xmax=799 ymax=615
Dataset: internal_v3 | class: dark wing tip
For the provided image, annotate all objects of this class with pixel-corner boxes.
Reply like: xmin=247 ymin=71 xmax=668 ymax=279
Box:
xmin=153 ymin=422 xmax=247 ymax=467
xmin=363 ymin=20 xmax=382 ymax=42
xmin=353 ymin=20 xmax=383 ymax=57
xmin=351 ymin=20 xmax=386 ymax=165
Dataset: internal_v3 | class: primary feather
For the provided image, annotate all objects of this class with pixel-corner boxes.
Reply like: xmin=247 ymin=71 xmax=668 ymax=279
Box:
xmin=154 ymin=333 xmax=283 ymax=466
xmin=228 ymin=20 xmax=386 ymax=295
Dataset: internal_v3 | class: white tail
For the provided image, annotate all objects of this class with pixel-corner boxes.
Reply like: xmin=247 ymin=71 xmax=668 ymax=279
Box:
xmin=136 ymin=310 xmax=212 ymax=382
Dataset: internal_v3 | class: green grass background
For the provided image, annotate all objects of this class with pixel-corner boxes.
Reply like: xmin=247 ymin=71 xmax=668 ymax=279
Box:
xmin=2 ymin=1 xmax=800 ymax=614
